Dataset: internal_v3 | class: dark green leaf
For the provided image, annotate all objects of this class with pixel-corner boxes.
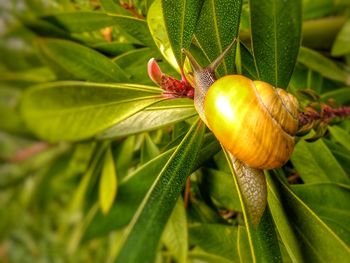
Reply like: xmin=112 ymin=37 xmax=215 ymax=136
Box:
xmin=21 ymin=81 xmax=162 ymax=141
xmin=115 ymin=119 xmax=205 ymax=263
xmin=321 ymin=88 xmax=350 ymax=105
xmin=37 ymin=38 xmax=129 ymax=82
xmin=161 ymin=0 xmax=204 ymax=66
xmin=195 ymin=0 xmax=242 ymax=76
xmin=250 ymin=0 xmax=302 ymax=88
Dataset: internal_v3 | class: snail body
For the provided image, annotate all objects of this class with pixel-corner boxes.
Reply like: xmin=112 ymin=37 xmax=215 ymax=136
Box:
xmin=182 ymin=39 xmax=299 ymax=224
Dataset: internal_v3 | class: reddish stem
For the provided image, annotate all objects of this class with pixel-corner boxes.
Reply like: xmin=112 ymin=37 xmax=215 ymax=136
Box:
xmin=9 ymin=142 xmax=50 ymax=163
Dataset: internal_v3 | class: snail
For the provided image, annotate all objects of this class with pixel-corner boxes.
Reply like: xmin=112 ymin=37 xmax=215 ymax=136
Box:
xmin=181 ymin=39 xmax=299 ymax=224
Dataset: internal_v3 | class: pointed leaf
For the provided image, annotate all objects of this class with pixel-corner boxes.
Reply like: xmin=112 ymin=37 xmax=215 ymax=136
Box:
xmin=38 ymin=38 xmax=129 ymax=82
xmin=161 ymin=0 xmax=204 ymax=66
xmin=115 ymin=119 xmax=205 ymax=263
xmin=250 ymin=0 xmax=302 ymax=88
xmin=21 ymin=81 xmax=162 ymax=141
xmin=99 ymin=146 xmax=117 ymax=214
xmin=195 ymin=0 xmax=242 ymax=75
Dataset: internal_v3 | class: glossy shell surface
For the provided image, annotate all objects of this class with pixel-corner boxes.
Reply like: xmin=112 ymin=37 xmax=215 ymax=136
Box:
xmin=204 ymin=75 xmax=298 ymax=169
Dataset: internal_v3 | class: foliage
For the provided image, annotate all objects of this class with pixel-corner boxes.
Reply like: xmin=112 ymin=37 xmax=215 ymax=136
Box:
xmin=0 ymin=0 xmax=350 ymax=262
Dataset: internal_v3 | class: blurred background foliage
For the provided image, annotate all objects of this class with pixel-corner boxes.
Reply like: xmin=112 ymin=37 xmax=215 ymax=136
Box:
xmin=0 ymin=0 xmax=349 ymax=262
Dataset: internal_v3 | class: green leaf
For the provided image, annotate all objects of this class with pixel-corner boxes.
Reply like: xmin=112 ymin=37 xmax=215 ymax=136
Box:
xmin=237 ymin=226 xmax=253 ymax=263
xmin=269 ymin=175 xmax=350 ymax=262
xmin=99 ymin=146 xmax=117 ymax=215
xmin=298 ymin=47 xmax=350 ymax=85
xmin=141 ymin=133 xmax=160 ymax=164
xmin=195 ymin=0 xmax=242 ymax=76
xmin=162 ymin=198 xmax=188 ymax=263
xmin=188 ymin=249 xmax=235 ymax=263
xmin=161 ymin=0 xmax=203 ymax=66
xmin=98 ymin=99 xmax=196 ymax=139
xmin=328 ymin=125 xmax=350 ymax=151
xmin=91 ymin=41 xmax=134 ymax=56
xmin=332 ymin=19 xmax=350 ymax=56
xmin=21 ymin=81 xmax=162 ymax=141
xmin=202 ymin=168 xmax=241 ymax=211
xmin=115 ymin=119 xmax=205 ymax=263
xmin=189 ymin=224 xmax=238 ymax=261
xmin=292 ymin=183 xmax=350 ymax=245
xmin=266 ymin=172 xmax=304 ymax=263
xmin=42 ymin=11 xmax=117 ymax=33
xmin=223 ymin=152 xmax=282 ymax=263
xmin=85 ymin=133 xmax=220 ymax=240
xmin=250 ymin=0 xmax=302 ymax=88
xmin=37 ymin=38 xmax=129 ymax=82
xmin=147 ymin=0 xmax=178 ymax=71
xmin=109 ymin=14 xmax=156 ymax=47
xmin=114 ymin=136 xmax=136 ymax=180
xmin=291 ymin=139 xmax=349 ymax=184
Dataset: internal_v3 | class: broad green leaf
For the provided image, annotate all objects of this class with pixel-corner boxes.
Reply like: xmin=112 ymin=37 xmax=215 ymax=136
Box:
xmin=250 ymin=0 xmax=302 ymax=88
xmin=332 ymin=19 xmax=350 ymax=56
xmin=328 ymin=125 xmax=350 ymax=151
xmin=223 ymin=151 xmax=282 ymax=263
xmin=202 ymin=168 xmax=241 ymax=211
xmin=189 ymin=224 xmax=238 ymax=261
xmin=37 ymin=38 xmax=128 ymax=82
xmin=99 ymin=146 xmax=117 ymax=215
xmin=98 ymin=99 xmax=196 ymax=139
xmin=269 ymin=175 xmax=350 ymax=262
xmin=321 ymin=87 xmax=350 ymax=105
xmin=302 ymin=0 xmax=350 ymax=20
xmin=21 ymin=81 xmax=162 ymax=141
xmin=298 ymin=47 xmax=350 ymax=85
xmin=162 ymin=198 xmax=188 ymax=263
xmin=291 ymin=139 xmax=349 ymax=184
xmin=195 ymin=0 xmax=242 ymax=76
xmin=266 ymin=172 xmax=304 ymax=263
xmin=115 ymin=120 xmax=205 ymax=263
xmin=147 ymin=0 xmax=179 ymax=71
xmin=161 ymin=0 xmax=203 ymax=66
xmin=292 ymin=183 xmax=350 ymax=245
